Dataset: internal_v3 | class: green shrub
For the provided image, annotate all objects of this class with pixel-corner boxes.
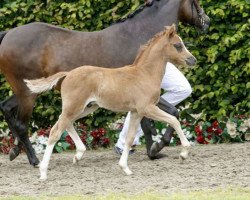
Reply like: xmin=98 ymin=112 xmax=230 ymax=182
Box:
xmin=0 ymin=0 xmax=249 ymax=131
xmin=179 ymin=0 xmax=250 ymax=121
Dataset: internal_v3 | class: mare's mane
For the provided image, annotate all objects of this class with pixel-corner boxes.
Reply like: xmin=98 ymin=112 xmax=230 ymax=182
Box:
xmin=113 ymin=0 xmax=161 ymax=25
xmin=114 ymin=0 xmax=201 ymax=25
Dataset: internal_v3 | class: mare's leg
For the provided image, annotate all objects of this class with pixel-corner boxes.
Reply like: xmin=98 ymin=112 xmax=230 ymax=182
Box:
xmin=143 ymin=105 xmax=190 ymax=159
xmin=0 ymin=95 xmax=21 ymax=159
xmin=0 ymin=93 xmax=39 ymax=165
xmin=140 ymin=117 xmax=156 ymax=157
xmin=140 ymin=97 xmax=179 ymax=159
xmin=119 ymin=111 xmax=142 ymax=175
xmin=15 ymin=94 xmax=39 ymax=166
xmin=149 ymin=97 xmax=179 ymax=158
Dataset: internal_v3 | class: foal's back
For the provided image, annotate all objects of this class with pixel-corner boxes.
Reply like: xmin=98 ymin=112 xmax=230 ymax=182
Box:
xmin=60 ymin=65 xmax=160 ymax=113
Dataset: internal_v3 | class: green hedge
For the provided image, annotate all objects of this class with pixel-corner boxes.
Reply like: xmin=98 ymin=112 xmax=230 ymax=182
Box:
xmin=179 ymin=0 xmax=250 ymax=121
xmin=0 ymin=0 xmax=249 ymax=131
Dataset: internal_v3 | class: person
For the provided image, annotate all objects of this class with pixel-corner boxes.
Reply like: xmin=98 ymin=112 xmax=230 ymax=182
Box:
xmin=114 ymin=62 xmax=192 ymax=155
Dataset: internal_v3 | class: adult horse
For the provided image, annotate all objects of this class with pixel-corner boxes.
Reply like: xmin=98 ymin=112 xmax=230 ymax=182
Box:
xmin=0 ymin=0 xmax=210 ymax=166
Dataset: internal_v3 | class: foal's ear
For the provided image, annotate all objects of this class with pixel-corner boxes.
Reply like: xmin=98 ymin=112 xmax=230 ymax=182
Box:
xmin=165 ymin=24 xmax=176 ymax=38
xmin=169 ymin=24 xmax=176 ymax=38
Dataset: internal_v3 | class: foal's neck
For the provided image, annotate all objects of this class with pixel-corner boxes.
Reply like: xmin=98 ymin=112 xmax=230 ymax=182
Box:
xmin=133 ymin=38 xmax=168 ymax=85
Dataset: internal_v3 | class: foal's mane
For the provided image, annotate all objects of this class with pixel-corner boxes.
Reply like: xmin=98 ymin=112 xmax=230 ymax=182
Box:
xmin=133 ymin=27 xmax=169 ymax=64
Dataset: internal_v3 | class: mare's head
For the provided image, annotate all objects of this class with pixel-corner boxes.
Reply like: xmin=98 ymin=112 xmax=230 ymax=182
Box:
xmin=179 ymin=0 xmax=210 ymax=32
xmin=163 ymin=25 xmax=196 ymax=67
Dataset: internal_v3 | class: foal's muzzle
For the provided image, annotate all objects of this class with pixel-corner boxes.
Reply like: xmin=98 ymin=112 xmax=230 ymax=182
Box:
xmin=185 ymin=56 xmax=197 ymax=66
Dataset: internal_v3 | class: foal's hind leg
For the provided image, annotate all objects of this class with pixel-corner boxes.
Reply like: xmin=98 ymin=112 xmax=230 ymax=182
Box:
xmin=68 ymin=105 xmax=99 ymax=164
xmin=119 ymin=111 xmax=142 ymax=175
xmin=67 ymin=125 xmax=86 ymax=164
xmin=40 ymin=114 xmax=73 ymax=180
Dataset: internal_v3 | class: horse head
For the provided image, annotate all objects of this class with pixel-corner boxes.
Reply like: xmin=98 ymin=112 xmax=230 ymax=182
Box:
xmin=179 ymin=0 xmax=210 ymax=32
xmin=163 ymin=25 xmax=197 ymax=66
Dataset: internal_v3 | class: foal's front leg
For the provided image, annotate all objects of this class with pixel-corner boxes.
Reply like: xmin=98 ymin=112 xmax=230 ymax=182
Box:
xmin=144 ymin=105 xmax=190 ymax=160
xmin=119 ymin=111 xmax=142 ymax=175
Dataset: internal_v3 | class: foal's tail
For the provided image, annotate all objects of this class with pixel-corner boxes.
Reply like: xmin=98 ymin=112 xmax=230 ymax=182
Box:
xmin=24 ymin=72 xmax=69 ymax=94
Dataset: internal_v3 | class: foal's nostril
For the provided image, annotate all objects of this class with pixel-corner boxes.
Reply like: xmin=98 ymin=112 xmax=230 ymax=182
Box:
xmin=185 ymin=56 xmax=197 ymax=66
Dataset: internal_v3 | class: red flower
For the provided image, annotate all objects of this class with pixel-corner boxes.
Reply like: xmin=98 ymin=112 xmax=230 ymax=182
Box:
xmin=207 ymin=126 xmax=213 ymax=133
xmin=37 ymin=127 xmax=51 ymax=136
xmin=196 ymin=135 xmax=204 ymax=143
xmin=100 ymin=138 xmax=110 ymax=147
xmin=98 ymin=128 xmax=106 ymax=136
xmin=212 ymin=121 xmax=219 ymax=127
xmin=91 ymin=130 xmax=100 ymax=139
xmin=215 ymin=128 xmax=223 ymax=135
xmin=37 ymin=129 xmax=46 ymax=136
xmin=207 ymin=134 xmax=212 ymax=140
xmin=80 ymin=134 xmax=87 ymax=144
xmin=65 ymin=135 xmax=75 ymax=149
xmin=195 ymin=125 xmax=202 ymax=135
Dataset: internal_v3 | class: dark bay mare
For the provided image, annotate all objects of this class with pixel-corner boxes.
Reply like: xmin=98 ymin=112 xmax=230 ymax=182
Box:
xmin=0 ymin=0 xmax=210 ymax=166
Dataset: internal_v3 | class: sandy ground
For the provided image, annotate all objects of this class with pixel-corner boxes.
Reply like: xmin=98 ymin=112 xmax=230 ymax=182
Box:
xmin=0 ymin=143 xmax=249 ymax=197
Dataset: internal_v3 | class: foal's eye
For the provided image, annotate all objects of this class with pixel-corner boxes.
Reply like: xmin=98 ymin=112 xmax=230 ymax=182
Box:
xmin=173 ymin=43 xmax=183 ymax=52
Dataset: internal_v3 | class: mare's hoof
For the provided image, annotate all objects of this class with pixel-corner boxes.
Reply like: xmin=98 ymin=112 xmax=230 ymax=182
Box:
xmin=149 ymin=142 xmax=161 ymax=157
xmin=9 ymin=146 xmax=20 ymax=161
xmin=31 ymin=158 xmax=40 ymax=167
xmin=148 ymin=153 xmax=166 ymax=160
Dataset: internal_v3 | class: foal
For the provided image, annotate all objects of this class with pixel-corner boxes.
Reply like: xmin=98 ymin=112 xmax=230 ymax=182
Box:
xmin=25 ymin=25 xmax=196 ymax=180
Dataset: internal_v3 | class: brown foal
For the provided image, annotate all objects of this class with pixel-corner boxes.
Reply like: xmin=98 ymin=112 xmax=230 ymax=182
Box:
xmin=25 ymin=25 xmax=196 ymax=180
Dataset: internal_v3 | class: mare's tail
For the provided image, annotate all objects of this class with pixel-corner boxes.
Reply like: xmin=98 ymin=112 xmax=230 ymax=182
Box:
xmin=24 ymin=72 xmax=69 ymax=94
xmin=0 ymin=31 xmax=7 ymax=45
xmin=0 ymin=31 xmax=8 ymax=74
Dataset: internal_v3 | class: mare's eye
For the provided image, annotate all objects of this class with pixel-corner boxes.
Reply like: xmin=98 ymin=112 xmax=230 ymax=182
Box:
xmin=173 ymin=43 xmax=183 ymax=52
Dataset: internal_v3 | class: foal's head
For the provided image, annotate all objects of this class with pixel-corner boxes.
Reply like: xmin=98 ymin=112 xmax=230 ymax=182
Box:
xmin=163 ymin=24 xmax=196 ymax=67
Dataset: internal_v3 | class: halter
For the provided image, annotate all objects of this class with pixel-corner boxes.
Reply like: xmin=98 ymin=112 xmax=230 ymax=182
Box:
xmin=191 ymin=0 xmax=206 ymax=26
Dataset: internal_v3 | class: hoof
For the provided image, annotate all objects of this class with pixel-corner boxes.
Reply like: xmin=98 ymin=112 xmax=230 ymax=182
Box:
xmin=148 ymin=153 xmax=166 ymax=160
xmin=179 ymin=148 xmax=189 ymax=160
xmin=73 ymin=151 xmax=84 ymax=164
xmin=30 ymin=156 xmax=40 ymax=167
xmin=149 ymin=141 xmax=165 ymax=158
xmin=39 ymin=176 xmax=47 ymax=181
xmin=9 ymin=146 xmax=20 ymax=161
xmin=32 ymin=159 xmax=40 ymax=167
xmin=73 ymin=156 xmax=78 ymax=164
xmin=125 ymin=169 xmax=133 ymax=176
xmin=121 ymin=166 xmax=133 ymax=175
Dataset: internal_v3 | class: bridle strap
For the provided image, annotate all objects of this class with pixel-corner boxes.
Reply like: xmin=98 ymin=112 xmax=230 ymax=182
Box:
xmin=191 ymin=0 xmax=205 ymax=24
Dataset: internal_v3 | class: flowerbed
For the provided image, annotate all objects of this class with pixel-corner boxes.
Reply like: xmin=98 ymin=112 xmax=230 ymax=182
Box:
xmin=0 ymin=116 xmax=249 ymax=154
xmin=162 ymin=115 xmax=250 ymax=146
